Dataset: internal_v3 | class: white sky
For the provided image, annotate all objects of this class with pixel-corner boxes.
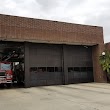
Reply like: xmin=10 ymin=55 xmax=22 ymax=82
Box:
xmin=0 ymin=0 xmax=110 ymax=43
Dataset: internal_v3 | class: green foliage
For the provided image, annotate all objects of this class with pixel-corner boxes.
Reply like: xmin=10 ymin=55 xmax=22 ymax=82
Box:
xmin=99 ymin=51 xmax=110 ymax=74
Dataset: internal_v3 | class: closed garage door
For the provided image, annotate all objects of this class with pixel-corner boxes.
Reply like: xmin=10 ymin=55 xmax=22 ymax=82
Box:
xmin=64 ymin=45 xmax=94 ymax=84
xmin=29 ymin=43 xmax=63 ymax=86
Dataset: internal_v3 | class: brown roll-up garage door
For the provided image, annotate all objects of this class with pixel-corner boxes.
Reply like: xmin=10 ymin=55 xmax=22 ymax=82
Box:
xmin=29 ymin=43 xmax=63 ymax=86
xmin=63 ymin=45 xmax=94 ymax=84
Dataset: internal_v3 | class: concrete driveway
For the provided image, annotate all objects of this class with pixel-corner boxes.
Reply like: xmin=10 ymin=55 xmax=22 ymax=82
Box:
xmin=0 ymin=83 xmax=110 ymax=110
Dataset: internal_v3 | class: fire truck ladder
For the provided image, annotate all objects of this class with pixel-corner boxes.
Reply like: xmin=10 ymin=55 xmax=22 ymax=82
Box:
xmin=3 ymin=51 xmax=16 ymax=61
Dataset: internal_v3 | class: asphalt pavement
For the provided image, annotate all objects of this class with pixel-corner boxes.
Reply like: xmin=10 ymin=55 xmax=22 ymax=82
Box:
xmin=0 ymin=83 xmax=110 ymax=110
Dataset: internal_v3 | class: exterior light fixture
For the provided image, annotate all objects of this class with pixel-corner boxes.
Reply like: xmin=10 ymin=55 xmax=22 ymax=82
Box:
xmin=102 ymin=52 xmax=105 ymax=56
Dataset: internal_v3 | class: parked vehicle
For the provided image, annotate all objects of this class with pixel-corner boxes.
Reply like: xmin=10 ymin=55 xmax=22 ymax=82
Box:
xmin=0 ymin=62 xmax=13 ymax=87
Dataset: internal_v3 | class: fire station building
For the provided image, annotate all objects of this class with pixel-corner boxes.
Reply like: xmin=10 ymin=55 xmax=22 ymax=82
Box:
xmin=0 ymin=14 xmax=107 ymax=87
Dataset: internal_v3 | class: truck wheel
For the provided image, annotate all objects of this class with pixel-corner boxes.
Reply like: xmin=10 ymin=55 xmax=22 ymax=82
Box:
xmin=0 ymin=84 xmax=4 ymax=88
xmin=6 ymin=83 xmax=11 ymax=88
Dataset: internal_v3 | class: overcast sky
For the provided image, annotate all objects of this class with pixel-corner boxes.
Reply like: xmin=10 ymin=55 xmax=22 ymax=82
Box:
xmin=0 ymin=0 xmax=110 ymax=43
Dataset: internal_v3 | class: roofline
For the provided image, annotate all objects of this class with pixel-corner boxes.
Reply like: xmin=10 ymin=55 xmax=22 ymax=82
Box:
xmin=0 ymin=13 xmax=103 ymax=28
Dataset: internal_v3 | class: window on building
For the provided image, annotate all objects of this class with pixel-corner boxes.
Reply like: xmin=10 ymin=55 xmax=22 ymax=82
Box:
xmin=47 ymin=67 xmax=54 ymax=72
xmin=74 ymin=67 xmax=80 ymax=72
xmin=38 ymin=67 xmax=46 ymax=72
xmin=68 ymin=67 xmax=74 ymax=72
xmin=80 ymin=67 xmax=87 ymax=72
xmin=30 ymin=67 xmax=37 ymax=72
xmin=55 ymin=67 xmax=62 ymax=72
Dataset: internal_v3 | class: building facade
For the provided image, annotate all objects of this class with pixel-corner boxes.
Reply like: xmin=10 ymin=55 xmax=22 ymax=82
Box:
xmin=105 ymin=43 xmax=110 ymax=51
xmin=0 ymin=14 xmax=107 ymax=87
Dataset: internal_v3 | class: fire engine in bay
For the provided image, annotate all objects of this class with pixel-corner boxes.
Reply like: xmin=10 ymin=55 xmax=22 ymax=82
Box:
xmin=0 ymin=62 xmax=13 ymax=87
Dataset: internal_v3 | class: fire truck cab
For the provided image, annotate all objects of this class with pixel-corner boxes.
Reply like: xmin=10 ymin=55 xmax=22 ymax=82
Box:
xmin=0 ymin=62 xmax=13 ymax=87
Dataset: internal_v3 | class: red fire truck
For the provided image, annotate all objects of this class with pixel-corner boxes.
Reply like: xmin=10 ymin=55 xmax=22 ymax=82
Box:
xmin=0 ymin=62 xmax=13 ymax=87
